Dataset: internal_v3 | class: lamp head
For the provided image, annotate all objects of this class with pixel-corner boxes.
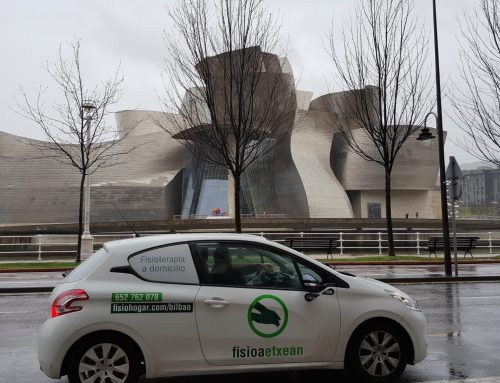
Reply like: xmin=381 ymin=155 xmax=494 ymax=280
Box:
xmin=417 ymin=126 xmax=436 ymax=142
xmin=82 ymin=100 xmax=96 ymax=115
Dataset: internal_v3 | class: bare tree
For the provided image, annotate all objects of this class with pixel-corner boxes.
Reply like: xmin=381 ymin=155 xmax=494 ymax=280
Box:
xmin=158 ymin=0 xmax=296 ymax=233
xmin=16 ymin=39 xmax=138 ymax=262
xmin=453 ymin=0 xmax=500 ymax=166
xmin=326 ymin=0 xmax=431 ymax=256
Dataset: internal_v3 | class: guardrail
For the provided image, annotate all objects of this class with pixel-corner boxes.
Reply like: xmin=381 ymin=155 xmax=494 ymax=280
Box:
xmin=0 ymin=231 xmax=499 ymax=261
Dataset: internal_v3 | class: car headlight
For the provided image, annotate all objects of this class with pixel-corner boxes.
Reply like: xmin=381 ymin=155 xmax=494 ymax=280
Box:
xmin=385 ymin=289 xmax=421 ymax=311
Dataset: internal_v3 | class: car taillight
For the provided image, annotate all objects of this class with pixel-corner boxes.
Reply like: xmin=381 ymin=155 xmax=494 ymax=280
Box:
xmin=51 ymin=289 xmax=89 ymax=318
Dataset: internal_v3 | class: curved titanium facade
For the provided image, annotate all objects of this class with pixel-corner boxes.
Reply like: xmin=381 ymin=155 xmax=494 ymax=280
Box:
xmin=311 ymin=91 xmax=441 ymax=219
xmin=0 ymin=51 xmax=441 ymax=224
xmin=0 ymin=121 xmax=191 ymax=224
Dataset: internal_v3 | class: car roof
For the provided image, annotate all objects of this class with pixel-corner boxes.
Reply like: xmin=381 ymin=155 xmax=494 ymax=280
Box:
xmin=103 ymin=233 xmax=269 ymax=255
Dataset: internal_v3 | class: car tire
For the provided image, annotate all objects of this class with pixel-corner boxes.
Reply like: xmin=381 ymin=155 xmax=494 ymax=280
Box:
xmin=346 ymin=322 xmax=409 ymax=382
xmin=67 ymin=334 xmax=141 ymax=383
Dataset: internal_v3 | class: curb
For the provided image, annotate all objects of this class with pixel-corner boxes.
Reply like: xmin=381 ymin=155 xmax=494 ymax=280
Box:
xmin=0 ymin=286 xmax=55 ymax=293
xmin=325 ymin=260 xmax=500 ymax=266
xmin=378 ymin=275 xmax=500 ymax=284
xmin=2 ymin=259 xmax=500 ymax=273
xmin=2 ymin=276 xmax=500 ymax=294
xmin=0 ymin=268 xmax=74 ymax=273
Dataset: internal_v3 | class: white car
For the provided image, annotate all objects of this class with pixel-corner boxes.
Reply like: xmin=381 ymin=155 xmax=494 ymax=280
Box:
xmin=38 ymin=234 xmax=427 ymax=383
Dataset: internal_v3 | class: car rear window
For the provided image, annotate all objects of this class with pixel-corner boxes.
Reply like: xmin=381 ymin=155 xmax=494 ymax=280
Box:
xmin=128 ymin=244 xmax=199 ymax=284
xmin=63 ymin=248 xmax=109 ymax=282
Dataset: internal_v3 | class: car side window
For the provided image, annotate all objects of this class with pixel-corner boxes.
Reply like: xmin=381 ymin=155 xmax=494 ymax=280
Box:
xmin=128 ymin=243 xmax=199 ymax=284
xmin=194 ymin=242 xmax=302 ymax=289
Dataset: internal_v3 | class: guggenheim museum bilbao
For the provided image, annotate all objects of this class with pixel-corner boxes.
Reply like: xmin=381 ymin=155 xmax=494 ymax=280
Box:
xmin=0 ymin=49 xmax=441 ymax=225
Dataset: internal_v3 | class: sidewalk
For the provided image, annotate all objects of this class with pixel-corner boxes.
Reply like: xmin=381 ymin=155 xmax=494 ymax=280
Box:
xmin=1 ymin=261 xmax=499 ymax=293
xmin=0 ymin=271 xmax=61 ymax=292
xmin=325 ymin=252 xmax=500 ymax=282
xmin=333 ymin=263 xmax=500 ymax=283
xmin=308 ymin=251 xmax=500 ymax=263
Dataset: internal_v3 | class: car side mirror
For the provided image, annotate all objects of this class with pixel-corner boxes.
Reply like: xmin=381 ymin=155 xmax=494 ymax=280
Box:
xmin=303 ymin=274 xmax=324 ymax=292
xmin=303 ymin=281 xmax=324 ymax=293
xmin=303 ymin=273 xmax=321 ymax=289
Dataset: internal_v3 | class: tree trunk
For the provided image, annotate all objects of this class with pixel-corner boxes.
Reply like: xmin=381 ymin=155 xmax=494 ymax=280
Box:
xmin=233 ymin=172 xmax=242 ymax=233
xmin=76 ymin=173 xmax=85 ymax=263
xmin=385 ymin=168 xmax=395 ymax=256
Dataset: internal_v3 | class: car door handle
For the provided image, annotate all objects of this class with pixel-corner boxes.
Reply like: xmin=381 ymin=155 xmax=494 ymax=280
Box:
xmin=204 ymin=298 xmax=230 ymax=308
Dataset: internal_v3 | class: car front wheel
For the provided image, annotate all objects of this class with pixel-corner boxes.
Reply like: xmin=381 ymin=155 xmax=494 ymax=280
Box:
xmin=347 ymin=323 xmax=409 ymax=382
xmin=68 ymin=334 xmax=140 ymax=383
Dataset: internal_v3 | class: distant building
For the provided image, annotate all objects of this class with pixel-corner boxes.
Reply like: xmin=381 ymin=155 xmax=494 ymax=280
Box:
xmin=0 ymin=48 xmax=442 ymax=225
xmin=460 ymin=168 xmax=500 ymax=207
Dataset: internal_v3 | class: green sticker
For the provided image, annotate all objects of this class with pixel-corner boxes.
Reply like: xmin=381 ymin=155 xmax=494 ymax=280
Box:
xmin=247 ymin=294 xmax=288 ymax=338
xmin=112 ymin=292 xmax=162 ymax=303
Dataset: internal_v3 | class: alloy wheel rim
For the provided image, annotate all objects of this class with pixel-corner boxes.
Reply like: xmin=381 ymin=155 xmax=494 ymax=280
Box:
xmin=78 ymin=342 xmax=129 ymax=383
xmin=359 ymin=331 xmax=401 ymax=377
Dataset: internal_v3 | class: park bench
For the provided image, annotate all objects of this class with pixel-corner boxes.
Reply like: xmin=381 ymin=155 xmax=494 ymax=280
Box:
xmin=427 ymin=236 xmax=479 ymax=258
xmin=285 ymin=236 xmax=339 ymax=259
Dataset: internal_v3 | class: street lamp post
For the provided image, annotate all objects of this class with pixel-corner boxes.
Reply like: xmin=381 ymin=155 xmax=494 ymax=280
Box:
xmin=81 ymin=100 xmax=95 ymax=260
xmin=416 ymin=0 xmax=452 ymax=276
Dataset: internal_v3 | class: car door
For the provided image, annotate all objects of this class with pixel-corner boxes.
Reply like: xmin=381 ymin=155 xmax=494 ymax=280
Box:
xmin=118 ymin=243 xmax=204 ymax=375
xmin=192 ymin=241 xmax=341 ymax=366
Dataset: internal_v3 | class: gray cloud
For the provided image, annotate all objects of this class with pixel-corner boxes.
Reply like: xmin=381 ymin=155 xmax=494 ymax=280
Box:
xmin=0 ymin=0 xmax=480 ymax=164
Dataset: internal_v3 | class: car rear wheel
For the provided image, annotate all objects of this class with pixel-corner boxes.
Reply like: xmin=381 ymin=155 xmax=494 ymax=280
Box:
xmin=68 ymin=335 xmax=140 ymax=383
xmin=347 ymin=323 xmax=409 ymax=382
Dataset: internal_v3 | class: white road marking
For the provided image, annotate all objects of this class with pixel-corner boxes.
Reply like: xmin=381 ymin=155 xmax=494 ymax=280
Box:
xmin=418 ymin=295 xmax=500 ymax=300
xmin=457 ymin=295 xmax=500 ymax=299
xmin=0 ymin=311 xmax=29 ymax=314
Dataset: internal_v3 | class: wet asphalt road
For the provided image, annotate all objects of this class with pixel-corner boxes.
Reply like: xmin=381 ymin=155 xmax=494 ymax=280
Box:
xmin=1 ymin=282 xmax=500 ymax=383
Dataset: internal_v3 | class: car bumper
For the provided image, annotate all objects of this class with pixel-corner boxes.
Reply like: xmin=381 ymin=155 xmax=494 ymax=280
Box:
xmin=407 ymin=310 xmax=428 ymax=364
xmin=38 ymin=316 xmax=77 ymax=379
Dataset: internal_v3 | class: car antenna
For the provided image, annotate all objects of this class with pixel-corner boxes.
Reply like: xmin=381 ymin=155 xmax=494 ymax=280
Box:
xmin=112 ymin=203 xmax=140 ymax=237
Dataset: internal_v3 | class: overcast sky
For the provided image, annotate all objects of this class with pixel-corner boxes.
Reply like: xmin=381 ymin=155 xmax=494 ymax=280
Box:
xmin=0 ymin=0 xmax=478 ymax=164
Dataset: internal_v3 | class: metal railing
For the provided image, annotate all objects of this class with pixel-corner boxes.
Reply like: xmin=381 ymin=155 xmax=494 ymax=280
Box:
xmin=0 ymin=233 xmax=135 ymax=261
xmin=255 ymin=231 xmax=499 ymax=256
xmin=173 ymin=214 xmax=287 ymax=219
xmin=0 ymin=230 xmax=499 ymax=261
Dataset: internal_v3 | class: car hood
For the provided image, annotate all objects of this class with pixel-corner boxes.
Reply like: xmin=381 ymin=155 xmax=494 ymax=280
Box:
xmin=336 ymin=272 xmax=399 ymax=294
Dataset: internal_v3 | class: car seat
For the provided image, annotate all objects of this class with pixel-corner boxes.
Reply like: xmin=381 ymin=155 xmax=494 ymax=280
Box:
xmin=209 ymin=246 xmax=233 ymax=284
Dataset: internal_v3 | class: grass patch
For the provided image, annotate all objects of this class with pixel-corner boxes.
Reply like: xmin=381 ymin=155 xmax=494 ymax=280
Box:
xmin=0 ymin=262 xmax=78 ymax=270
